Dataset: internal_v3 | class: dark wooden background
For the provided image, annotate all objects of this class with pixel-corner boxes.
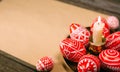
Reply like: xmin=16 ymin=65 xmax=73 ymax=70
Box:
xmin=58 ymin=0 xmax=120 ymax=20
xmin=0 ymin=0 xmax=119 ymax=72
xmin=0 ymin=50 xmax=37 ymax=72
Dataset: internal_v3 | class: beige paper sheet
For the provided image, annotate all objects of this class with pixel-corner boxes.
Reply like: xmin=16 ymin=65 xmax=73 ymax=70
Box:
xmin=0 ymin=0 xmax=108 ymax=71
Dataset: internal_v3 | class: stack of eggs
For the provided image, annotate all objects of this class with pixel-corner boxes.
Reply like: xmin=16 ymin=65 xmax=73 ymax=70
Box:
xmin=59 ymin=16 xmax=120 ymax=72
xmin=36 ymin=16 xmax=120 ymax=72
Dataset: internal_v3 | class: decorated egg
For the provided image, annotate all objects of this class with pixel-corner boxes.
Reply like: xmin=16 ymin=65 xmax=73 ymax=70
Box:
xmin=77 ymin=54 xmax=100 ymax=72
xmin=59 ymin=38 xmax=86 ymax=62
xmin=70 ymin=23 xmax=91 ymax=46
xmin=99 ymin=49 xmax=120 ymax=71
xmin=105 ymin=31 xmax=120 ymax=51
xmin=90 ymin=16 xmax=110 ymax=37
xmin=107 ymin=16 xmax=119 ymax=29
xmin=36 ymin=56 xmax=54 ymax=72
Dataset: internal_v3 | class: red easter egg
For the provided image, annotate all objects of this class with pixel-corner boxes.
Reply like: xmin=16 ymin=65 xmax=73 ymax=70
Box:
xmin=107 ymin=16 xmax=119 ymax=29
xmin=99 ymin=49 xmax=120 ymax=71
xmin=77 ymin=54 xmax=100 ymax=72
xmin=59 ymin=38 xmax=86 ymax=62
xmin=90 ymin=16 xmax=110 ymax=38
xmin=70 ymin=23 xmax=91 ymax=46
xmin=105 ymin=31 xmax=120 ymax=51
xmin=36 ymin=56 xmax=54 ymax=71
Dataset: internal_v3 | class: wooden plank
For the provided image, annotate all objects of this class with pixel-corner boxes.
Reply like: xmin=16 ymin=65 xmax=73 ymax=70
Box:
xmin=0 ymin=50 xmax=37 ymax=72
xmin=58 ymin=0 xmax=120 ymax=19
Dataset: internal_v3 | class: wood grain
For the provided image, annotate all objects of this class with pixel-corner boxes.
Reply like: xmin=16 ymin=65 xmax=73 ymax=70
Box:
xmin=0 ymin=50 xmax=37 ymax=72
xmin=58 ymin=0 xmax=120 ymax=19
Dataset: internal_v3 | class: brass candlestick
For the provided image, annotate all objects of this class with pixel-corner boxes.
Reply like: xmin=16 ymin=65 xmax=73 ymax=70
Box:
xmin=88 ymin=36 xmax=106 ymax=56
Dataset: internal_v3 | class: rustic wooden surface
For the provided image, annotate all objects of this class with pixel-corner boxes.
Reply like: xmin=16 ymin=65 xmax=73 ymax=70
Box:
xmin=0 ymin=50 xmax=37 ymax=72
xmin=58 ymin=0 xmax=120 ymax=19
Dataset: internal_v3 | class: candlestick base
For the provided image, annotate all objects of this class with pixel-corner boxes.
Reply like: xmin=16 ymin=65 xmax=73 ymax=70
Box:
xmin=88 ymin=42 xmax=105 ymax=56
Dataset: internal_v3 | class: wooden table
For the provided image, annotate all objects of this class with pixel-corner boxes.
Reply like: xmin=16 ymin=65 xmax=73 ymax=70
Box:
xmin=0 ymin=0 xmax=108 ymax=72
